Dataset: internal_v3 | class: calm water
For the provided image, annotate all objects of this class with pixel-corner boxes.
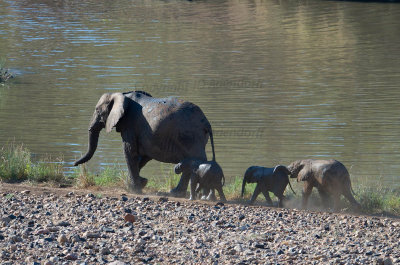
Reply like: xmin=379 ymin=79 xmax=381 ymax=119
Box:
xmin=1 ymin=0 xmax=400 ymax=186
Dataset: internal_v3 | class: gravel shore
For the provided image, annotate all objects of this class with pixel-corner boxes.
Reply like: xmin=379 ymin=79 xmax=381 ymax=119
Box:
xmin=0 ymin=184 xmax=399 ymax=265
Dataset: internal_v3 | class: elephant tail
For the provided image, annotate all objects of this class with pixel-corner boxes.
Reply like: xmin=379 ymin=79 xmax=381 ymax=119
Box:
xmin=350 ymin=185 xmax=357 ymax=196
xmin=241 ymin=169 xmax=251 ymax=197
xmin=206 ymin=124 xmax=216 ymax=161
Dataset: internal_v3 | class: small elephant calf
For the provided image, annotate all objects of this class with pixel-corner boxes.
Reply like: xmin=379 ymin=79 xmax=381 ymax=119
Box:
xmin=241 ymin=165 xmax=295 ymax=207
xmin=174 ymin=158 xmax=227 ymax=202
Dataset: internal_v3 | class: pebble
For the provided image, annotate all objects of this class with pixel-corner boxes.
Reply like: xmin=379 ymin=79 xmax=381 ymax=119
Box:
xmin=124 ymin=214 xmax=136 ymax=223
xmin=57 ymin=234 xmax=68 ymax=245
xmin=0 ymin=187 xmax=398 ymax=264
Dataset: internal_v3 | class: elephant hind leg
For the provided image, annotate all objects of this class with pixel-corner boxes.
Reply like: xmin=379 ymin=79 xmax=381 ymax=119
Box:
xmin=215 ymin=186 xmax=227 ymax=202
xmin=343 ymin=189 xmax=362 ymax=211
xmin=332 ymin=193 xmax=342 ymax=212
xmin=318 ymin=189 xmax=332 ymax=209
xmin=206 ymin=189 xmax=217 ymax=201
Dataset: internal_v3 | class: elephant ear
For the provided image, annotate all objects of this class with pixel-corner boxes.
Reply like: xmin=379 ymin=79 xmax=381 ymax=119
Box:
xmin=296 ymin=164 xmax=310 ymax=182
xmin=106 ymin=93 xmax=127 ymax=133
xmin=273 ymin=165 xmax=290 ymax=176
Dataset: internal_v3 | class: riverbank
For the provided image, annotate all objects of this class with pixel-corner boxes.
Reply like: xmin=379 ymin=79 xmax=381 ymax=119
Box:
xmin=0 ymin=183 xmax=399 ymax=264
xmin=1 ymin=143 xmax=400 ymax=217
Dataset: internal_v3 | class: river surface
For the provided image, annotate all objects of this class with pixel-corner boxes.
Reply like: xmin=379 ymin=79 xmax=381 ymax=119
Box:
xmin=1 ymin=0 xmax=400 ymax=187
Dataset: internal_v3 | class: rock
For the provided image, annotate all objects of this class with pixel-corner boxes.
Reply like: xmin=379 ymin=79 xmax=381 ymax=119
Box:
xmin=56 ymin=220 xmax=71 ymax=227
xmin=83 ymin=232 xmax=101 ymax=239
xmin=103 ymin=227 xmax=115 ymax=233
xmin=384 ymin=258 xmax=393 ymax=265
xmin=234 ymin=245 xmax=243 ymax=252
xmin=36 ymin=229 xmax=50 ymax=235
xmin=57 ymin=234 xmax=68 ymax=245
xmin=101 ymin=247 xmax=111 ymax=255
xmin=124 ymin=214 xmax=136 ymax=223
xmin=375 ymin=258 xmax=384 ymax=265
xmin=21 ymin=190 xmax=31 ymax=194
xmin=159 ymin=197 xmax=168 ymax=203
xmin=254 ymin=243 xmax=265 ymax=249
xmin=70 ymin=234 xmax=82 ymax=243
xmin=10 ymin=235 xmax=23 ymax=243
xmin=64 ymin=253 xmax=78 ymax=260
xmin=8 ymin=214 xmax=16 ymax=220
xmin=109 ymin=261 xmax=127 ymax=265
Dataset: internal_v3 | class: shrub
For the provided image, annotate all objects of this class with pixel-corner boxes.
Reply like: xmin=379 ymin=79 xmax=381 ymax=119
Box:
xmin=26 ymin=156 xmax=66 ymax=184
xmin=0 ymin=143 xmax=31 ymax=182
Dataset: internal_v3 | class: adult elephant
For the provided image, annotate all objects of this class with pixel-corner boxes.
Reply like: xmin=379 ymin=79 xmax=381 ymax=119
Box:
xmin=74 ymin=91 xmax=215 ymax=196
xmin=287 ymin=159 xmax=361 ymax=211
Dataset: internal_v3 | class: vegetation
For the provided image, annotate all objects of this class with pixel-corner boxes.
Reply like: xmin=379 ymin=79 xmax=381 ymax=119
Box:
xmin=0 ymin=58 xmax=14 ymax=83
xmin=1 ymin=143 xmax=400 ymax=216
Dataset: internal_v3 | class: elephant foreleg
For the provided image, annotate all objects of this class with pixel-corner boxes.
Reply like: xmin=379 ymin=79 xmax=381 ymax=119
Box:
xmin=122 ymin=140 xmax=147 ymax=193
xmin=171 ymin=172 xmax=191 ymax=198
xmin=302 ymin=183 xmax=313 ymax=209
xmin=189 ymin=176 xmax=197 ymax=201
xmin=262 ymin=190 xmax=273 ymax=206
xmin=249 ymin=184 xmax=262 ymax=205
xmin=332 ymin=192 xmax=341 ymax=212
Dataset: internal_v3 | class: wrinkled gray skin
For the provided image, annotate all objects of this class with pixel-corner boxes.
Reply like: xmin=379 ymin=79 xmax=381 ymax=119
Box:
xmin=74 ymin=91 xmax=215 ymax=195
xmin=241 ymin=165 xmax=295 ymax=207
xmin=174 ymin=158 xmax=227 ymax=202
xmin=287 ymin=159 xmax=361 ymax=211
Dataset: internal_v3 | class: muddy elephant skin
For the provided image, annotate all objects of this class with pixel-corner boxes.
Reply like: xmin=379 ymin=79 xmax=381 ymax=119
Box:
xmin=287 ymin=159 xmax=361 ymax=211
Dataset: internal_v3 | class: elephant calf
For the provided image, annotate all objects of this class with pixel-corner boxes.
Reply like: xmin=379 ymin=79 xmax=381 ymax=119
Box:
xmin=287 ymin=159 xmax=361 ymax=211
xmin=174 ymin=158 xmax=227 ymax=202
xmin=241 ymin=165 xmax=295 ymax=207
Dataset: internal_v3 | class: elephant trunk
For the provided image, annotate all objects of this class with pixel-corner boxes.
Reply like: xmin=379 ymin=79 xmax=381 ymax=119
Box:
xmin=287 ymin=179 xmax=296 ymax=195
xmin=73 ymin=129 xmax=100 ymax=166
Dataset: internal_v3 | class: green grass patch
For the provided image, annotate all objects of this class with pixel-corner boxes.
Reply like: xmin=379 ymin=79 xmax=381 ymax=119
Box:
xmin=95 ymin=164 xmax=125 ymax=187
xmin=353 ymin=184 xmax=400 ymax=215
xmin=0 ymin=143 xmax=31 ymax=182
xmin=146 ymin=166 xmax=181 ymax=193
xmin=26 ymin=157 xmax=66 ymax=184
xmin=72 ymin=163 xmax=96 ymax=188
xmin=0 ymin=142 xmax=67 ymax=184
